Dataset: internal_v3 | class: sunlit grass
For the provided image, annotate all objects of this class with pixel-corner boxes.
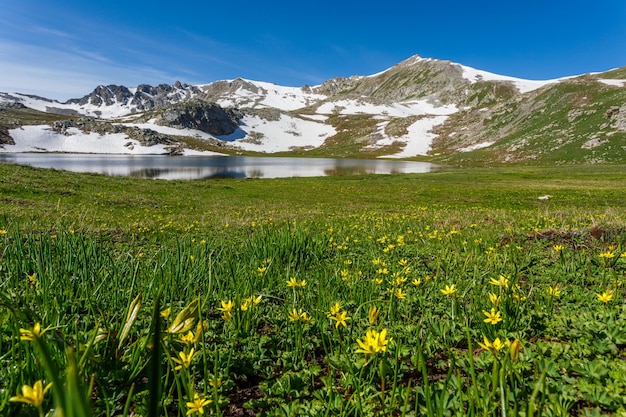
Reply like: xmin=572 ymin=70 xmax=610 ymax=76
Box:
xmin=1 ymin=162 xmax=625 ymax=416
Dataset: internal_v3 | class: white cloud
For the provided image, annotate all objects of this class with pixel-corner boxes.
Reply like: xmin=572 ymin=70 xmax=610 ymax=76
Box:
xmin=0 ymin=39 xmax=181 ymax=101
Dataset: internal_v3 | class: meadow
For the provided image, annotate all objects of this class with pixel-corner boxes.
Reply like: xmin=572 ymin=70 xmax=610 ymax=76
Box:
xmin=1 ymin=162 xmax=625 ymax=416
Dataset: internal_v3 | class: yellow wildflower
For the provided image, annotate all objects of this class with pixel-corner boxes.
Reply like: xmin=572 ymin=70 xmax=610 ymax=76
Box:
xmin=330 ymin=310 xmax=350 ymax=328
xmin=553 ymin=244 xmax=564 ymax=252
xmin=483 ymin=308 xmax=503 ymax=325
xmin=300 ymin=311 xmax=312 ymax=323
xmin=160 ymin=307 xmax=172 ymax=319
xmin=327 ymin=302 xmax=342 ymax=317
xmin=547 ymin=285 xmax=561 ymax=297
xmin=217 ymin=300 xmax=234 ymax=313
xmin=441 ymin=284 xmax=457 ymax=296
xmin=490 ymin=275 xmax=509 ymax=288
xmin=186 ymin=393 xmax=212 ymax=415
xmin=412 ymin=278 xmax=422 ymax=287
xmin=478 ymin=336 xmax=507 ymax=354
xmin=599 ymin=251 xmax=615 ymax=259
xmin=489 ymin=293 xmax=501 ymax=307
xmin=596 ymin=290 xmax=614 ymax=303
xmin=240 ymin=297 xmax=253 ymax=312
xmin=391 ymin=287 xmax=407 ymax=299
xmin=10 ymin=380 xmax=52 ymax=408
xmin=172 ymin=348 xmax=196 ymax=370
xmin=19 ymin=323 xmax=51 ymax=341
xmin=368 ymin=306 xmax=380 ymax=326
xmin=288 ymin=308 xmax=303 ymax=322
xmin=179 ymin=331 xmax=196 ymax=345
xmin=509 ymin=339 xmax=522 ymax=361
xmin=356 ymin=328 xmax=391 ymax=356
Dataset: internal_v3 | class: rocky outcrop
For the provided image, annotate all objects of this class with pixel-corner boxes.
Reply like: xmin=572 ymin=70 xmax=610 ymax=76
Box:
xmin=67 ymin=85 xmax=134 ymax=106
xmin=65 ymin=82 xmax=206 ymax=112
xmin=314 ymin=56 xmax=474 ymax=104
xmin=158 ymin=101 xmax=242 ymax=135
xmin=605 ymin=105 xmax=626 ymax=131
xmin=49 ymin=118 xmax=182 ymax=152
xmin=0 ymin=126 xmax=15 ymax=146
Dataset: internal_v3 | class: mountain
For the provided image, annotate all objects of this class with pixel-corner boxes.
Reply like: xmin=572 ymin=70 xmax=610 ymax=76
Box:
xmin=1 ymin=55 xmax=625 ymax=163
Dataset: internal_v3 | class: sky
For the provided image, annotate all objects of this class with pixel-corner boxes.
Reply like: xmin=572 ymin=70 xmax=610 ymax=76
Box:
xmin=1 ymin=0 xmax=625 ymax=101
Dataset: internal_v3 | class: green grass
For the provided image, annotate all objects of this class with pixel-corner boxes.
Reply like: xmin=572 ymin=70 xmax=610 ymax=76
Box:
xmin=1 ymin=163 xmax=626 ymax=416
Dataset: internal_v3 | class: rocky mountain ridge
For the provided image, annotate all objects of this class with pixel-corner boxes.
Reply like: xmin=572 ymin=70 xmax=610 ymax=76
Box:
xmin=1 ymin=55 xmax=625 ymax=163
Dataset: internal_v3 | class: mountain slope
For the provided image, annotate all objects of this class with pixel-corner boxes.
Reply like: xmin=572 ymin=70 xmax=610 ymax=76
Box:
xmin=1 ymin=55 xmax=625 ymax=163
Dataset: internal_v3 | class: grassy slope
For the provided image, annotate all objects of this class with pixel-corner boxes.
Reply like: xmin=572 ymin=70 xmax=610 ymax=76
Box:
xmin=1 ymin=162 xmax=625 ymax=232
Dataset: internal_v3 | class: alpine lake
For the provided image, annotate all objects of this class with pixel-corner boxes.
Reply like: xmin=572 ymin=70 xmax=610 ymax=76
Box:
xmin=0 ymin=153 xmax=440 ymax=179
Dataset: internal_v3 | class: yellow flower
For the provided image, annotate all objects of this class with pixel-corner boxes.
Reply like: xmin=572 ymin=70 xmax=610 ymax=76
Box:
xmin=394 ymin=275 xmax=408 ymax=286
xmin=252 ymin=295 xmax=262 ymax=305
xmin=441 ymin=284 xmax=457 ymax=296
xmin=356 ymin=328 xmax=391 ymax=356
xmin=0 ymin=228 xmax=7 ymax=235
xmin=208 ymin=376 xmax=223 ymax=388
xmin=327 ymin=302 xmax=342 ymax=317
xmin=490 ymin=275 xmax=509 ymax=288
xmin=27 ymin=273 xmax=37 ymax=285
xmin=412 ymin=278 xmax=422 ymax=287
xmin=331 ymin=310 xmax=351 ymax=328
xmin=172 ymin=348 xmax=196 ymax=370
xmin=288 ymin=308 xmax=302 ymax=322
xmin=368 ymin=306 xmax=380 ymax=326
xmin=160 ymin=307 xmax=172 ymax=319
xmin=483 ymin=308 xmax=503 ymax=325
xmin=390 ymin=287 xmax=406 ymax=299
xmin=257 ymin=266 xmax=267 ymax=276
xmin=596 ymin=290 xmax=614 ymax=303
xmin=398 ymin=259 xmax=409 ymax=267
xmin=553 ymin=244 xmax=564 ymax=252
xmin=489 ymin=293 xmax=501 ymax=307
xmin=9 ymin=380 xmax=52 ymax=408
xmin=19 ymin=323 xmax=51 ymax=341
xmin=217 ymin=300 xmax=234 ymax=313
xmin=300 ymin=311 xmax=312 ymax=323
xmin=478 ymin=336 xmax=506 ymax=354
xmin=599 ymin=251 xmax=615 ymax=259
xmin=287 ymin=277 xmax=306 ymax=287
xmin=179 ymin=331 xmax=196 ymax=345
xmin=186 ymin=393 xmax=212 ymax=415
xmin=240 ymin=298 xmax=252 ymax=311
xmin=509 ymin=339 xmax=522 ymax=361
xmin=547 ymin=285 xmax=561 ymax=297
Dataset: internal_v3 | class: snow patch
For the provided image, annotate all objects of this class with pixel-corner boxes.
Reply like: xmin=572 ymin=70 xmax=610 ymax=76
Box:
xmin=458 ymin=141 xmax=496 ymax=152
xmin=459 ymin=65 xmax=563 ymax=94
xmin=362 ymin=115 xmax=449 ymax=158
xmin=598 ymin=79 xmax=626 ymax=87
xmin=225 ymin=114 xmax=336 ymax=153
xmin=317 ymin=99 xmax=456 ymax=118
xmin=4 ymin=125 xmax=196 ymax=154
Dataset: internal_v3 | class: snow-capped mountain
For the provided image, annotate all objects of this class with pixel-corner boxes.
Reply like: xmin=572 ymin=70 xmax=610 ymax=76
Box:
xmin=1 ymin=55 xmax=625 ymax=163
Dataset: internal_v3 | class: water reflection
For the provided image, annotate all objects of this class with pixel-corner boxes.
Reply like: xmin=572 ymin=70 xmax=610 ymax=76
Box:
xmin=0 ymin=153 xmax=440 ymax=180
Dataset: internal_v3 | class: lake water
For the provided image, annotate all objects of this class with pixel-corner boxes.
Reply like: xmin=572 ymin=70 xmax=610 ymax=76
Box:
xmin=0 ymin=153 xmax=440 ymax=180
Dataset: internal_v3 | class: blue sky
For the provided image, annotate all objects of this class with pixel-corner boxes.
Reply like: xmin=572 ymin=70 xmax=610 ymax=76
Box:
xmin=1 ymin=0 xmax=625 ymax=101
